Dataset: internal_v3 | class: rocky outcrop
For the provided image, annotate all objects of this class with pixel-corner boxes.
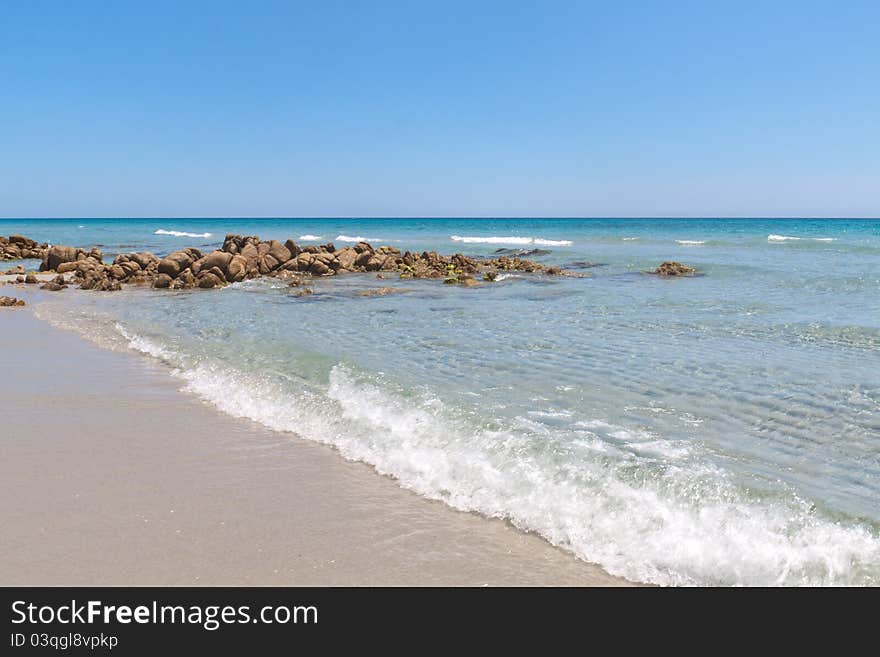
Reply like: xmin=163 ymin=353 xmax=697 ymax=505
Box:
xmin=3 ymin=233 xmax=589 ymax=292
xmin=651 ymin=261 xmax=696 ymax=277
xmin=0 ymin=295 xmax=26 ymax=307
xmin=0 ymin=235 xmax=48 ymax=261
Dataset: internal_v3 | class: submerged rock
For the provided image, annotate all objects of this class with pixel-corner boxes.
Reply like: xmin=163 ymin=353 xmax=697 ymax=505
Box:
xmin=651 ymin=261 xmax=697 ymax=277
xmin=0 ymin=295 xmax=26 ymax=307
xmin=358 ymin=287 xmax=407 ymax=297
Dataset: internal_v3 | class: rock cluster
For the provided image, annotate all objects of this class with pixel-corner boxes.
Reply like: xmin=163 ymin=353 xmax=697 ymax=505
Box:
xmin=1 ymin=235 xmax=48 ymax=261
xmin=4 ymin=233 xmax=691 ymax=292
xmin=0 ymin=295 xmax=26 ymax=307
xmin=651 ymin=261 xmax=697 ymax=277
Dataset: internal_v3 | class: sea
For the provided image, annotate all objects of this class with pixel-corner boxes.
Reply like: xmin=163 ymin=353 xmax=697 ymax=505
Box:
xmin=4 ymin=217 xmax=879 ymax=586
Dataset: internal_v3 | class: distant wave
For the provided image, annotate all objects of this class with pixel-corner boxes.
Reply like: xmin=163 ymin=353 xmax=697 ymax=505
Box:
xmin=451 ymin=235 xmax=573 ymax=246
xmin=622 ymin=237 xmax=639 ymax=241
xmin=155 ymin=229 xmax=212 ymax=238
xmin=298 ymin=235 xmax=323 ymax=241
xmin=768 ymin=234 xmax=836 ymax=243
xmin=335 ymin=234 xmax=383 ymax=243
xmin=676 ymin=240 xmax=706 ymax=245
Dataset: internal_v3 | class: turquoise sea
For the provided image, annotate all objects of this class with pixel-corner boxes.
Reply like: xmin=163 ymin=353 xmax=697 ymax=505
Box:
xmin=7 ymin=217 xmax=880 ymax=585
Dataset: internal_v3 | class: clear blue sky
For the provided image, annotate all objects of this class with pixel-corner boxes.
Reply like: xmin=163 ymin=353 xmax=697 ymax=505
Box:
xmin=1 ymin=0 xmax=877 ymax=217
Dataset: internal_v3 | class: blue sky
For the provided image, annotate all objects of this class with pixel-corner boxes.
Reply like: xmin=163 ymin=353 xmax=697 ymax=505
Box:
xmin=1 ymin=0 xmax=877 ymax=217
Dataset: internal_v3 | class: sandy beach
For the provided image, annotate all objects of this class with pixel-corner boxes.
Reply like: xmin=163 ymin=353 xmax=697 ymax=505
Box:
xmin=0 ymin=287 xmax=628 ymax=586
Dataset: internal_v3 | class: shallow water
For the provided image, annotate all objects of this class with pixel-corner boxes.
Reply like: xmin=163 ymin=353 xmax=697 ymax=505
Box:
xmin=11 ymin=217 xmax=880 ymax=585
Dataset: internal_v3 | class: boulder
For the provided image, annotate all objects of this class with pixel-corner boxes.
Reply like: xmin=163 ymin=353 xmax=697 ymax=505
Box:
xmin=42 ymin=245 xmax=81 ymax=271
xmin=152 ymin=274 xmax=173 ymax=288
xmin=0 ymin=295 xmax=26 ymax=307
xmin=226 ymin=255 xmax=248 ymax=282
xmin=157 ymin=250 xmax=196 ymax=278
xmin=266 ymin=240 xmax=292 ymax=265
xmin=197 ymin=272 xmax=224 ymax=289
xmin=652 ymin=261 xmax=696 ymax=277
xmin=24 ymin=273 xmax=37 ymax=284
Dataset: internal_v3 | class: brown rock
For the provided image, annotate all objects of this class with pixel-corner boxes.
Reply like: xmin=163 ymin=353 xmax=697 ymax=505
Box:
xmin=226 ymin=254 xmax=248 ymax=282
xmin=652 ymin=261 xmax=696 ymax=277
xmin=152 ymin=273 xmax=173 ymax=288
xmin=24 ymin=273 xmax=37 ymax=284
xmin=157 ymin=251 xmax=195 ymax=278
xmin=0 ymin=295 xmax=26 ymax=307
xmin=197 ymin=272 xmax=224 ymax=289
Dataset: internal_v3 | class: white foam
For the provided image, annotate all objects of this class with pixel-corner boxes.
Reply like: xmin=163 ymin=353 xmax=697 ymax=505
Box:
xmin=676 ymin=240 xmax=706 ymax=245
xmin=298 ymin=235 xmax=323 ymax=241
xmin=768 ymin=234 xmax=836 ymax=243
xmin=622 ymin=237 xmax=639 ymax=241
xmin=335 ymin=234 xmax=383 ymax=243
xmin=451 ymin=235 xmax=572 ymax=246
xmin=155 ymin=229 xmax=212 ymax=238
xmin=110 ymin=327 xmax=880 ymax=586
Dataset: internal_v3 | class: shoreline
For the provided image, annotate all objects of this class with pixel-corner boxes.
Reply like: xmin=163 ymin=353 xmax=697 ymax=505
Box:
xmin=0 ymin=288 xmax=632 ymax=586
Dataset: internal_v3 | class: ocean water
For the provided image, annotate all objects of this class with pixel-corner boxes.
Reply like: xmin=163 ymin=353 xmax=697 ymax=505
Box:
xmin=8 ymin=217 xmax=880 ymax=586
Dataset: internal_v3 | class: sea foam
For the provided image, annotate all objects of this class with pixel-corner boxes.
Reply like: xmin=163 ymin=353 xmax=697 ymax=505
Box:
xmin=155 ymin=229 xmax=212 ymax=238
xmin=768 ymin=234 xmax=836 ymax=242
xmin=451 ymin=235 xmax=573 ymax=246
xmin=109 ymin=323 xmax=880 ymax=587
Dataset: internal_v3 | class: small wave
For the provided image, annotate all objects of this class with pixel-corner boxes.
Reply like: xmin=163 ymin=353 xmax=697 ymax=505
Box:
xmin=768 ymin=234 xmax=836 ymax=243
xmin=676 ymin=240 xmax=706 ymax=245
xmin=335 ymin=235 xmax=383 ymax=243
xmin=48 ymin=317 xmax=880 ymax=587
xmin=451 ymin=235 xmax=573 ymax=246
xmin=298 ymin=235 xmax=323 ymax=241
xmin=622 ymin=237 xmax=639 ymax=241
xmin=155 ymin=229 xmax=212 ymax=238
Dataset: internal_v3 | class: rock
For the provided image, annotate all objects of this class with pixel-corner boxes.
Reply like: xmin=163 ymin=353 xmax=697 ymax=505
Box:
xmin=652 ymin=261 xmax=696 ymax=277
xmin=177 ymin=269 xmax=196 ymax=288
xmin=483 ymin=271 xmax=498 ymax=282
xmin=284 ymin=239 xmax=300 ymax=257
xmin=266 ymin=240 xmax=292 ymax=265
xmin=157 ymin=250 xmax=196 ymax=278
xmin=42 ymin=245 xmax=82 ymax=271
xmin=56 ymin=261 xmax=80 ymax=274
xmin=192 ymin=250 xmax=233 ymax=276
xmin=226 ymin=254 xmax=248 ymax=282
xmin=0 ymin=295 xmax=26 ymax=307
xmin=3 ymin=265 xmax=25 ymax=275
xmin=152 ymin=273 xmax=173 ymax=288
xmin=459 ymin=276 xmax=479 ymax=286
xmin=333 ymin=247 xmax=358 ymax=272
xmin=292 ymin=288 xmax=313 ymax=297
xmin=309 ymin=260 xmax=332 ymax=276
xmin=197 ymin=272 xmax=224 ymax=289
xmin=15 ymin=275 xmax=24 ymax=283
xmin=40 ymin=281 xmax=67 ymax=291
xmin=358 ymin=287 xmax=405 ymax=297
xmin=24 ymin=273 xmax=37 ymax=284
xmin=545 ymin=267 xmax=562 ymax=275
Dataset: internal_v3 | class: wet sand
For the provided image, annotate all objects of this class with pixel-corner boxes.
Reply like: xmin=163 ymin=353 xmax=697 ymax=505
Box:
xmin=0 ymin=288 xmax=630 ymax=586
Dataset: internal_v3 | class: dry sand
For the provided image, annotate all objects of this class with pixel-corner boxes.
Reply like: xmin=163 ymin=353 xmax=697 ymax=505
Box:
xmin=0 ymin=287 xmax=630 ymax=586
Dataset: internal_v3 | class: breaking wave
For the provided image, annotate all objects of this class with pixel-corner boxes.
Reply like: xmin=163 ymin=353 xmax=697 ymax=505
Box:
xmin=104 ymin=322 xmax=880 ymax=587
xmin=155 ymin=229 xmax=212 ymax=238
